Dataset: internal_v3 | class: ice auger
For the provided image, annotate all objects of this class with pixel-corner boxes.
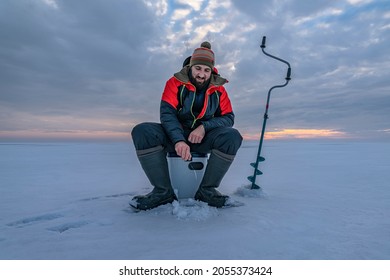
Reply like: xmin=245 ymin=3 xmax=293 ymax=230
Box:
xmin=248 ymin=36 xmax=292 ymax=189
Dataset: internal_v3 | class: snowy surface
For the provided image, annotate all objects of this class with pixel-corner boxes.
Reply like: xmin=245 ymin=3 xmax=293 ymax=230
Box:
xmin=0 ymin=140 xmax=389 ymax=260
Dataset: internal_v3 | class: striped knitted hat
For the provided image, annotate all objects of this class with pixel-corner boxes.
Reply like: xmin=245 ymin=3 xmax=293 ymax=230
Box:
xmin=190 ymin=41 xmax=215 ymax=69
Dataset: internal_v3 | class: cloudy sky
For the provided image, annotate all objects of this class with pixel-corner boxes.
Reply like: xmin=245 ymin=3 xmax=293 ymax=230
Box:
xmin=1 ymin=0 xmax=389 ymax=141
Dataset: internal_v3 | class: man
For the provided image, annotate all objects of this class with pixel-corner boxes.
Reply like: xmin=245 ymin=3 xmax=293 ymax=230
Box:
xmin=130 ymin=41 xmax=242 ymax=210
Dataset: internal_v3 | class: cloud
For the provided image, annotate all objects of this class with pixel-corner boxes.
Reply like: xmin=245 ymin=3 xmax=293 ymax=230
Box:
xmin=171 ymin=9 xmax=192 ymax=20
xmin=0 ymin=0 xmax=163 ymax=136
xmin=229 ymin=0 xmax=390 ymax=138
xmin=346 ymin=0 xmax=373 ymax=5
xmin=41 ymin=0 xmax=59 ymax=9
xmin=1 ymin=0 xmax=389 ymax=141
xmin=143 ymin=0 xmax=168 ymax=16
xmin=176 ymin=0 xmax=204 ymax=11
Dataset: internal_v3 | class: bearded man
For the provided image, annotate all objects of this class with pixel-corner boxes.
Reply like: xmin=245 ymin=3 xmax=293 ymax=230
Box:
xmin=130 ymin=42 xmax=242 ymax=210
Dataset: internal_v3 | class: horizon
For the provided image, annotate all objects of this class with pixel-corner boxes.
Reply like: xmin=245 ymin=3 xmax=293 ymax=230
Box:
xmin=0 ymin=129 xmax=387 ymax=143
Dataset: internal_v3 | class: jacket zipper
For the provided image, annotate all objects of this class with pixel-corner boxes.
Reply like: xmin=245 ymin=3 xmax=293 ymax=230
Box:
xmin=179 ymin=85 xmax=185 ymax=106
xmin=190 ymin=87 xmax=197 ymax=128
xmin=190 ymin=89 xmax=212 ymax=129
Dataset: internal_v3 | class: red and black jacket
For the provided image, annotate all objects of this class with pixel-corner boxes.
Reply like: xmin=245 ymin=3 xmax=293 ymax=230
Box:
xmin=160 ymin=65 xmax=235 ymax=144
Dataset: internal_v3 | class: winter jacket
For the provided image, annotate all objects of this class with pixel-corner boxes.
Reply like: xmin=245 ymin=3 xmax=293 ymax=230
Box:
xmin=160 ymin=65 xmax=235 ymax=144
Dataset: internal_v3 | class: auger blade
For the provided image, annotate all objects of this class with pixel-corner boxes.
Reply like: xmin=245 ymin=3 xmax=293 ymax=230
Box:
xmin=248 ymin=176 xmax=261 ymax=189
xmin=250 ymin=157 xmax=265 ymax=168
xmin=250 ymin=164 xmax=263 ymax=175
xmin=258 ymin=156 xmax=265 ymax=162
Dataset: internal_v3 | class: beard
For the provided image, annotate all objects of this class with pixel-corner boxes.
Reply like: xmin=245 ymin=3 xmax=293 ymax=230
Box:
xmin=193 ymin=76 xmax=209 ymax=88
xmin=189 ymin=71 xmax=210 ymax=91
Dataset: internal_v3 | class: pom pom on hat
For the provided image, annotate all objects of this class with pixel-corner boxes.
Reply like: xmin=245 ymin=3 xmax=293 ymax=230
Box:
xmin=200 ymin=41 xmax=211 ymax=49
xmin=190 ymin=41 xmax=214 ymax=69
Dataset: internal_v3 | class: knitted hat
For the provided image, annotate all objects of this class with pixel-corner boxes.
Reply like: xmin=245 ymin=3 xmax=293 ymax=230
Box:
xmin=190 ymin=41 xmax=215 ymax=69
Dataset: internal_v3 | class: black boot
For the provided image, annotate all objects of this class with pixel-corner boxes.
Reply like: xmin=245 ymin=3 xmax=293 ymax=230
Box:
xmin=195 ymin=149 xmax=234 ymax=208
xmin=130 ymin=146 xmax=177 ymax=210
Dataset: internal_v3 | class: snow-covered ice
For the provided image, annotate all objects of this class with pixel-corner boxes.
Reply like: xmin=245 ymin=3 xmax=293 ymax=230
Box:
xmin=0 ymin=140 xmax=389 ymax=260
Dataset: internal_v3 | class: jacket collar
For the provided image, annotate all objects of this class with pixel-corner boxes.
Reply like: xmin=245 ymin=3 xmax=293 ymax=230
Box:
xmin=173 ymin=65 xmax=228 ymax=87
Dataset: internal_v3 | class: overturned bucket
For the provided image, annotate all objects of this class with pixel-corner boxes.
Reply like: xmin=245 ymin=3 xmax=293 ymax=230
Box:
xmin=167 ymin=152 xmax=208 ymax=199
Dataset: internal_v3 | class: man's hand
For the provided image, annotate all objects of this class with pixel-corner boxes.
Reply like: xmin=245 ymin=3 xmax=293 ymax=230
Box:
xmin=175 ymin=141 xmax=191 ymax=161
xmin=188 ymin=125 xmax=205 ymax=144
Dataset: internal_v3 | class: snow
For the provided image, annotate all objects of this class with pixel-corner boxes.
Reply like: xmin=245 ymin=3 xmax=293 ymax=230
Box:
xmin=0 ymin=140 xmax=389 ymax=260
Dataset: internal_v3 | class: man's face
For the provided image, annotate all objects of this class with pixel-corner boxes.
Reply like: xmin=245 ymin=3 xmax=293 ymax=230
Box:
xmin=191 ymin=64 xmax=212 ymax=88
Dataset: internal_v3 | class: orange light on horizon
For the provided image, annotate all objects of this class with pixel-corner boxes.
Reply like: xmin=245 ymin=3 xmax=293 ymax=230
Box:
xmin=242 ymin=129 xmax=347 ymax=140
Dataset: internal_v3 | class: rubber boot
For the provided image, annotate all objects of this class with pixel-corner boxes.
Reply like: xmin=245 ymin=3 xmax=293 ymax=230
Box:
xmin=130 ymin=146 xmax=177 ymax=210
xmin=194 ymin=149 xmax=235 ymax=208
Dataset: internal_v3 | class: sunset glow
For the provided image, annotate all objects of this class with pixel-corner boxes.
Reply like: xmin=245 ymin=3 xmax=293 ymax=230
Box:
xmin=242 ymin=129 xmax=347 ymax=140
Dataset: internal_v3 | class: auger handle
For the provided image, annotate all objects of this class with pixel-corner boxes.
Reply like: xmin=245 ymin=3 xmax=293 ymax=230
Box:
xmin=261 ymin=36 xmax=291 ymax=81
xmin=286 ymin=67 xmax=291 ymax=80
xmin=261 ymin=36 xmax=266 ymax=49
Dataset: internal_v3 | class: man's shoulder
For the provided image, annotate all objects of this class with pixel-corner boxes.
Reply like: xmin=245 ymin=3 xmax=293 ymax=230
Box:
xmin=210 ymin=73 xmax=228 ymax=88
xmin=173 ymin=66 xmax=190 ymax=83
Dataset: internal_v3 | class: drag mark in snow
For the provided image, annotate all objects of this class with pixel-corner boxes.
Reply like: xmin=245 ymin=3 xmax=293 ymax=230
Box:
xmin=78 ymin=192 xmax=135 ymax=202
xmin=6 ymin=213 xmax=64 ymax=227
xmin=47 ymin=221 xmax=89 ymax=233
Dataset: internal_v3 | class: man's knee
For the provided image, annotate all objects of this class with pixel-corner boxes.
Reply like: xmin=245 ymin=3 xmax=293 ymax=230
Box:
xmin=131 ymin=123 xmax=149 ymax=140
xmin=131 ymin=122 xmax=165 ymax=150
xmin=226 ymin=128 xmax=243 ymax=153
xmin=213 ymin=128 xmax=243 ymax=155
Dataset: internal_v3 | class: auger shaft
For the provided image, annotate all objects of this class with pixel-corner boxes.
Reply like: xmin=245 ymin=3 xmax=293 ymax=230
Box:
xmin=248 ymin=36 xmax=292 ymax=189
